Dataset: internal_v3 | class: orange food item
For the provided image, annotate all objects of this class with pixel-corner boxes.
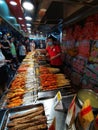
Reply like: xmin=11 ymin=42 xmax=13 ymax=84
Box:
xmin=7 ymin=91 xmax=24 ymax=99
xmin=8 ymin=96 xmax=21 ymax=102
xmin=17 ymin=67 xmax=27 ymax=72
xmin=10 ymin=76 xmax=25 ymax=90
xmin=39 ymin=66 xmax=50 ymax=74
xmin=40 ymin=73 xmax=58 ymax=90
xmin=7 ymin=101 xmax=23 ymax=108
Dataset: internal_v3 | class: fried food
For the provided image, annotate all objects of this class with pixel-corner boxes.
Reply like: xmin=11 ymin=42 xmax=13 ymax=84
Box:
xmin=40 ymin=73 xmax=70 ymax=91
xmin=7 ymin=106 xmax=47 ymax=130
xmin=10 ymin=106 xmax=43 ymax=120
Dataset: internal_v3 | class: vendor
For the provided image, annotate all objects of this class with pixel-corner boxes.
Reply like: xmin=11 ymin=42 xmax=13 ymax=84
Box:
xmin=46 ymin=35 xmax=63 ymax=71
xmin=0 ymin=42 xmax=11 ymax=96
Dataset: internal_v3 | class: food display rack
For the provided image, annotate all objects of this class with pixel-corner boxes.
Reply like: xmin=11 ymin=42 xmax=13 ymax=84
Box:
xmin=0 ymin=52 xmax=77 ymax=130
xmin=0 ymin=95 xmax=75 ymax=130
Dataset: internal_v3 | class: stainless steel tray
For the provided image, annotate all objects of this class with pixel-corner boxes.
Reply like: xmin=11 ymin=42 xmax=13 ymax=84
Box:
xmin=0 ymin=109 xmax=7 ymax=129
xmin=40 ymin=84 xmax=71 ymax=92
xmin=1 ymin=103 xmax=47 ymax=130
xmin=37 ymin=94 xmax=75 ymax=130
xmin=0 ymin=94 xmax=8 ymax=109
xmin=38 ymin=87 xmax=76 ymax=100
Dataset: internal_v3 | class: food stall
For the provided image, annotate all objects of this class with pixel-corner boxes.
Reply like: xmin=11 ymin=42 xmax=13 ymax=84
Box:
xmin=0 ymin=51 xmax=98 ymax=130
xmin=0 ymin=51 xmax=75 ymax=129
xmin=0 ymin=1 xmax=98 ymax=129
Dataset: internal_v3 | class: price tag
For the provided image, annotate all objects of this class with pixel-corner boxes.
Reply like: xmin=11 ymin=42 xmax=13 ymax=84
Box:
xmin=54 ymin=91 xmax=63 ymax=111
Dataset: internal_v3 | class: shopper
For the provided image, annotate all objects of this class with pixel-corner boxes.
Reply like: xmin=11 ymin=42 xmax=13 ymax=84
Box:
xmin=30 ymin=40 xmax=35 ymax=52
xmin=9 ymin=37 xmax=20 ymax=70
xmin=40 ymin=40 xmax=44 ymax=49
xmin=46 ymin=35 xmax=63 ymax=71
xmin=19 ymin=41 xmax=26 ymax=63
xmin=24 ymin=37 xmax=30 ymax=52
xmin=0 ymin=42 xmax=11 ymax=96
xmin=1 ymin=34 xmax=11 ymax=60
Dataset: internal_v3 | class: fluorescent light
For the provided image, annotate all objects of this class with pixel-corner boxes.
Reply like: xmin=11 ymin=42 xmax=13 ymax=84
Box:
xmin=21 ymin=24 xmax=25 ymax=27
xmin=0 ymin=32 xmax=2 ymax=35
xmin=18 ymin=17 xmax=23 ymax=20
xmin=23 ymin=2 xmax=34 ymax=10
xmin=28 ymin=30 xmax=31 ymax=33
xmin=27 ymin=28 xmax=31 ymax=30
xmin=10 ymin=1 xmax=17 ymax=6
xmin=0 ymin=1 xmax=4 ymax=4
xmin=7 ymin=16 xmax=15 ymax=19
xmin=25 ymin=16 xmax=32 ymax=21
xmin=26 ymin=23 xmax=31 ymax=27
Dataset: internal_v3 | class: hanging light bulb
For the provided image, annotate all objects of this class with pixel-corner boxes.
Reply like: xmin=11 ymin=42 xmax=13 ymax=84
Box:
xmin=10 ymin=1 xmax=17 ymax=6
xmin=22 ymin=0 xmax=34 ymax=11
xmin=26 ymin=23 xmax=31 ymax=27
xmin=25 ymin=16 xmax=32 ymax=21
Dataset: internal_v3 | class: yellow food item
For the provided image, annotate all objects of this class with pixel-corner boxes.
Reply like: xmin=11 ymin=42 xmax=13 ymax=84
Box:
xmin=79 ymin=99 xmax=94 ymax=130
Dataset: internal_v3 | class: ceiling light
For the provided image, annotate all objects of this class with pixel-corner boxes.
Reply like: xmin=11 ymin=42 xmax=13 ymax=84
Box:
xmin=10 ymin=1 xmax=17 ymax=6
xmin=0 ymin=32 xmax=2 ymax=35
xmin=21 ymin=24 xmax=25 ymax=27
xmin=27 ymin=28 xmax=31 ymax=31
xmin=0 ymin=1 xmax=4 ymax=4
xmin=7 ymin=16 xmax=15 ymax=19
xmin=27 ymin=28 xmax=31 ymax=30
xmin=28 ymin=30 xmax=31 ymax=33
xmin=25 ymin=16 xmax=32 ymax=21
xmin=22 ymin=1 xmax=34 ymax=10
xmin=26 ymin=23 xmax=31 ymax=27
xmin=18 ymin=17 xmax=23 ymax=20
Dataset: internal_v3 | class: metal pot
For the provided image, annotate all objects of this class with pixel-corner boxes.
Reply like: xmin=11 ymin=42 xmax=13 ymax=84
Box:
xmin=77 ymin=89 xmax=98 ymax=113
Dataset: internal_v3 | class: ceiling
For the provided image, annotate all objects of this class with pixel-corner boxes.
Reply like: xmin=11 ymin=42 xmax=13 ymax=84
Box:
xmin=0 ymin=0 xmax=98 ymax=37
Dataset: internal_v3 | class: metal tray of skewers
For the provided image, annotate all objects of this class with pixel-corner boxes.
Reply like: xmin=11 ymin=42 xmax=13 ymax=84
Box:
xmin=0 ymin=109 xmax=7 ymax=128
xmin=0 ymin=103 xmax=48 ymax=130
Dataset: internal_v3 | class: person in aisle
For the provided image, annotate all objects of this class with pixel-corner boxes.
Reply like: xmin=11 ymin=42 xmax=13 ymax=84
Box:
xmin=40 ymin=40 xmax=44 ymax=49
xmin=1 ymin=34 xmax=12 ymax=60
xmin=30 ymin=40 xmax=36 ymax=52
xmin=46 ymin=35 xmax=63 ymax=71
xmin=15 ymin=40 xmax=20 ymax=60
xmin=1 ymin=35 xmax=16 ymax=71
xmin=9 ymin=37 xmax=18 ymax=70
xmin=0 ymin=42 xmax=11 ymax=96
xmin=24 ymin=37 xmax=30 ymax=52
xmin=19 ymin=41 xmax=26 ymax=63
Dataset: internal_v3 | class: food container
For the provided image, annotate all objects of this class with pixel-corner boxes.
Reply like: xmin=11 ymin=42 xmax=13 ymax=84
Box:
xmin=77 ymin=89 xmax=98 ymax=109
xmin=1 ymin=103 xmax=47 ymax=130
xmin=0 ymin=109 xmax=7 ymax=128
